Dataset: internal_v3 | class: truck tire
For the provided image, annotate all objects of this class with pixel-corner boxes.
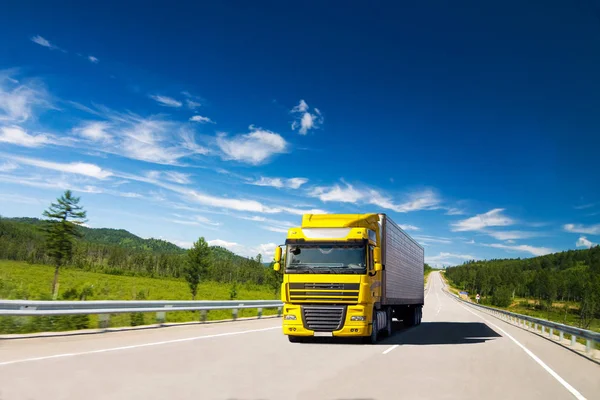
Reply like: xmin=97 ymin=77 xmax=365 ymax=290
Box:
xmin=404 ymin=307 xmax=416 ymax=327
xmin=384 ymin=307 xmax=392 ymax=337
xmin=364 ymin=313 xmax=378 ymax=344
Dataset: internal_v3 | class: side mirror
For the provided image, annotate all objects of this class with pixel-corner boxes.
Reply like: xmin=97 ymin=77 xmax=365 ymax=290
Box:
xmin=374 ymin=263 xmax=382 ymax=272
xmin=273 ymin=262 xmax=281 ymax=271
xmin=274 ymin=246 xmax=282 ymax=262
xmin=373 ymin=247 xmax=382 ymax=264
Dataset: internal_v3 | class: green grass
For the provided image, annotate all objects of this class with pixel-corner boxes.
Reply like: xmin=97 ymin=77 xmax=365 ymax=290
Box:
xmin=0 ymin=260 xmax=280 ymax=334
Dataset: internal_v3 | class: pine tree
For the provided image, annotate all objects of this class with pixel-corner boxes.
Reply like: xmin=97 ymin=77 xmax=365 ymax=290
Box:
xmin=184 ymin=237 xmax=211 ymax=299
xmin=42 ymin=190 xmax=87 ymax=297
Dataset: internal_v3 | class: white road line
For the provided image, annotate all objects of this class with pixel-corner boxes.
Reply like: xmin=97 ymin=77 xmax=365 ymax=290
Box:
xmin=0 ymin=326 xmax=280 ymax=367
xmin=382 ymin=344 xmax=399 ymax=355
xmin=458 ymin=303 xmax=586 ymax=400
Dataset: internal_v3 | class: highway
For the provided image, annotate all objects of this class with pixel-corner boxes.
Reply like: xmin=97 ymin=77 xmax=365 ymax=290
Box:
xmin=0 ymin=271 xmax=598 ymax=400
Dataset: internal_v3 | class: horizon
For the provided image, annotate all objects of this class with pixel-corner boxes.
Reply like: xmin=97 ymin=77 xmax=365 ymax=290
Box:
xmin=1 ymin=2 xmax=599 ymax=267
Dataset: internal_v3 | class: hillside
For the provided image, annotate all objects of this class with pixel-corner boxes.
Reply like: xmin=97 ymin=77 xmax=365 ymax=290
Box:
xmin=445 ymin=246 xmax=600 ymax=329
xmin=0 ymin=217 xmax=279 ymax=287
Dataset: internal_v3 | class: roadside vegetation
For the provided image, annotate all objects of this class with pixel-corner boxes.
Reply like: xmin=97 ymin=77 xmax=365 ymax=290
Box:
xmin=444 ymin=248 xmax=600 ymax=333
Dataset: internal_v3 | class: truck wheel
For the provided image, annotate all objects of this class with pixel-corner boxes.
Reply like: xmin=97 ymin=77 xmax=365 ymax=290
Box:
xmin=364 ymin=314 xmax=378 ymax=344
xmin=384 ymin=308 xmax=392 ymax=337
xmin=404 ymin=307 xmax=415 ymax=327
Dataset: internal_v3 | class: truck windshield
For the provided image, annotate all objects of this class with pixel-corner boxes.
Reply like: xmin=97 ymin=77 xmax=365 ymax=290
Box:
xmin=285 ymin=244 xmax=366 ymax=274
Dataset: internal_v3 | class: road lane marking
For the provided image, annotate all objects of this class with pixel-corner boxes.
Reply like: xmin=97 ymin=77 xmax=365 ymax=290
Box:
xmin=0 ymin=326 xmax=280 ymax=367
xmin=458 ymin=303 xmax=586 ymax=400
xmin=382 ymin=344 xmax=399 ymax=355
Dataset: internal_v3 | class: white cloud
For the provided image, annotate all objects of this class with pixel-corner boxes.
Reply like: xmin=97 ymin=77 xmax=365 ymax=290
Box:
xmin=30 ymin=35 xmax=64 ymax=52
xmin=414 ymin=235 xmax=452 ymax=245
xmin=574 ymin=202 xmax=598 ymax=210
xmin=189 ymin=115 xmax=214 ymax=123
xmin=251 ymin=176 xmax=308 ymax=189
xmin=563 ymin=223 xmax=600 ymax=235
xmin=0 ymin=161 xmax=18 ymax=172
xmin=0 ymin=72 xmax=52 ymax=123
xmin=263 ymin=226 xmax=290 ymax=233
xmin=74 ymin=121 xmax=111 ymax=142
xmin=0 ymin=126 xmax=50 ymax=147
xmin=207 ymin=239 xmax=277 ymax=258
xmin=426 ymin=252 xmax=475 ymax=266
xmin=399 ymin=224 xmax=419 ymax=231
xmin=217 ymin=126 xmax=288 ymax=165
xmin=88 ymin=56 xmax=99 ymax=64
xmin=186 ymin=100 xmax=202 ymax=109
xmin=291 ymin=99 xmax=323 ymax=135
xmin=485 ymin=243 xmax=554 ymax=257
xmin=484 ymin=230 xmax=540 ymax=240
xmin=445 ymin=208 xmax=466 ymax=215
xmin=309 ymin=182 xmax=440 ymax=213
xmin=576 ymin=236 xmax=596 ymax=248
xmin=171 ymin=240 xmax=193 ymax=249
xmin=146 ymin=170 xmax=192 ymax=185
xmin=7 ymin=155 xmax=112 ymax=179
xmin=310 ymin=182 xmax=363 ymax=203
xmin=451 ymin=208 xmax=514 ymax=232
xmin=149 ymin=95 xmax=182 ymax=108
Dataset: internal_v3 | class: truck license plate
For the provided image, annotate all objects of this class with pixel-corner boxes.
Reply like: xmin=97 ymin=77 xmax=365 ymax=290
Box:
xmin=314 ymin=332 xmax=333 ymax=337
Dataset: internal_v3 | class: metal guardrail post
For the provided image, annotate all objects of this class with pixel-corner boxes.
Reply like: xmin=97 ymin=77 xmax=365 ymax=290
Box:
xmin=571 ymin=335 xmax=577 ymax=346
xmin=201 ymin=310 xmax=207 ymax=323
xmin=549 ymin=328 xmax=553 ymax=339
xmin=559 ymin=331 xmax=564 ymax=342
xmin=232 ymin=308 xmax=238 ymax=321
xmin=156 ymin=311 xmax=166 ymax=325
xmin=586 ymin=340 xmax=593 ymax=355
xmin=257 ymin=307 xmax=263 ymax=319
xmin=541 ymin=326 xmax=545 ymax=335
xmin=98 ymin=314 xmax=110 ymax=330
xmin=277 ymin=306 xmax=282 ymax=317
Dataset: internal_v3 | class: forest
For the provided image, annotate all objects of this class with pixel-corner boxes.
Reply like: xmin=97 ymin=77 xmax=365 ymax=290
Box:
xmin=0 ymin=216 xmax=282 ymax=292
xmin=445 ymin=246 xmax=600 ymax=329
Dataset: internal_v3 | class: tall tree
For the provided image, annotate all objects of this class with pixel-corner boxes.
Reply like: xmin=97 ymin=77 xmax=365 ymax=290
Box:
xmin=42 ymin=190 xmax=87 ymax=297
xmin=184 ymin=237 xmax=211 ymax=299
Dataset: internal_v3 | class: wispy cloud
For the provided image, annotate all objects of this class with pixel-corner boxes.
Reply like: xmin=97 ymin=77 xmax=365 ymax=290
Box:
xmin=399 ymin=224 xmax=419 ymax=231
xmin=576 ymin=236 xmax=596 ymax=248
xmin=451 ymin=208 xmax=514 ymax=232
xmin=146 ymin=170 xmax=192 ymax=184
xmin=207 ymin=239 xmax=277 ymax=258
xmin=484 ymin=230 xmax=541 ymax=241
xmin=0 ymin=161 xmax=18 ymax=172
xmin=181 ymin=91 xmax=203 ymax=109
xmin=186 ymin=100 xmax=202 ymax=109
xmin=88 ymin=56 xmax=99 ymax=64
xmin=149 ymin=95 xmax=182 ymax=108
xmin=445 ymin=208 xmax=466 ymax=215
xmin=217 ymin=126 xmax=288 ymax=165
xmin=250 ymin=176 xmax=308 ymax=190
xmin=0 ymin=71 xmax=53 ymax=123
xmin=0 ymin=126 xmax=51 ymax=147
xmin=291 ymin=100 xmax=323 ymax=135
xmin=30 ymin=35 xmax=65 ymax=52
xmin=189 ymin=115 xmax=214 ymax=123
xmin=485 ymin=243 xmax=553 ymax=257
xmin=414 ymin=235 xmax=452 ymax=245
xmin=73 ymin=121 xmax=112 ymax=142
xmin=6 ymin=154 xmax=112 ymax=179
xmin=564 ymin=223 xmax=600 ymax=235
xmin=309 ymin=182 xmax=440 ymax=213
xmin=426 ymin=252 xmax=475 ymax=266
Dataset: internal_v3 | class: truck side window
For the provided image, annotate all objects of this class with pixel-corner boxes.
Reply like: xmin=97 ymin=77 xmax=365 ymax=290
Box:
xmin=369 ymin=245 xmax=374 ymax=270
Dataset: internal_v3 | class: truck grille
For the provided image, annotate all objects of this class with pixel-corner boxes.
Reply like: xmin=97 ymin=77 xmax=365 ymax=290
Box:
xmin=302 ymin=305 xmax=346 ymax=332
xmin=289 ymin=283 xmax=359 ymax=303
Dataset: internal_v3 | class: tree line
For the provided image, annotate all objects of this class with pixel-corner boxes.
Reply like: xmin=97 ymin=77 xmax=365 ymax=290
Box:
xmin=0 ymin=191 xmax=282 ymax=299
xmin=445 ymin=246 xmax=600 ymax=328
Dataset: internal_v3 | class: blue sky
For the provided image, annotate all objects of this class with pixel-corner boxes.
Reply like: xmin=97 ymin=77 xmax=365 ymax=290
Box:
xmin=1 ymin=1 xmax=599 ymax=266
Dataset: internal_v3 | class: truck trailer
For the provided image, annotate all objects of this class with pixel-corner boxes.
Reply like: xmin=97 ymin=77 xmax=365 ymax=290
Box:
xmin=273 ymin=213 xmax=424 ymax=343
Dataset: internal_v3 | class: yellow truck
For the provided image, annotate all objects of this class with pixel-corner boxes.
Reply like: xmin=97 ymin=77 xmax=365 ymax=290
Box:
xmin=274 ymin=213 xmax=424 ymax=343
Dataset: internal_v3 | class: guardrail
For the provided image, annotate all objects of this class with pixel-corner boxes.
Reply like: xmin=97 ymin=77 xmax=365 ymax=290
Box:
xmin=0 ymin=300 xmax=284 ymax=329
xmin=452 ymin=294 xmax=599 ymax=356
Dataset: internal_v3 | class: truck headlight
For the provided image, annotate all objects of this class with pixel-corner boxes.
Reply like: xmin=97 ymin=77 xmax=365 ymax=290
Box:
xmin=351 ymin=316 xmax=366 ymax=321
xmin=284 ymin=315 xmax=297 ymax=320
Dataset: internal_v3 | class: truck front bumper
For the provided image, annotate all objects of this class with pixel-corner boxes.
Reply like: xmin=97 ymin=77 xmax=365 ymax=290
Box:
xmin=282 ymin=304 xmax=372 ymax=337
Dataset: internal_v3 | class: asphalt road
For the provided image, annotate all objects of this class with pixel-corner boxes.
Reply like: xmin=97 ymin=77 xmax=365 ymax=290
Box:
xmin=0 ymin=271 xmax=598 ymax=400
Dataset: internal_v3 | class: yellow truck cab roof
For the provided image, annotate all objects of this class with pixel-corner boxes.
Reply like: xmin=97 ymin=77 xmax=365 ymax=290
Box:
xmin=287 ymin=213 xmax=382 ymax=244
